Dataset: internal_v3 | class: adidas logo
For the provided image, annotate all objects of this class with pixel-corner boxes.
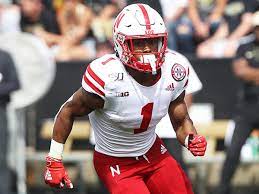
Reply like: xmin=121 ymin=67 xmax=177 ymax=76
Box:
xmin=45 ymin=169 xmax=52 ymax=181
xmin=166 ymin=83 xmax=174 ymax=91
xmin=161 ymin=144 xmax=167 ymax=154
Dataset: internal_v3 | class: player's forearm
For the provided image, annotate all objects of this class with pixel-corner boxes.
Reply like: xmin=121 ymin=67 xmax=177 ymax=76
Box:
xmin=48 ymin=106 xmax=75 ymax=159
xmin=169 ymin=92 xmax=197 ymax=145
xmin=175 ymin=116 xmax=197 ymax=146
xmin=52 ymin=108 xmax=74 ymax=144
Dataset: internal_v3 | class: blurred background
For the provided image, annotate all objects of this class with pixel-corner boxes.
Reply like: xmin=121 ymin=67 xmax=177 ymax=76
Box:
xmin=0 ymin=0 xmax=258 ymax=194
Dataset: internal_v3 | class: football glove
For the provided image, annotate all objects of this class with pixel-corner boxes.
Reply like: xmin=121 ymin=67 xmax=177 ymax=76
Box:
xmin=44 ymin=156 xmax=73 ymax=189
xmin=187 ymin=134 xmax=207 ymax=156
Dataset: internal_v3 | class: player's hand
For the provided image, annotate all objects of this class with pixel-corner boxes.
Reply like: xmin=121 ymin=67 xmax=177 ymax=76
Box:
xmin=44 ymin=156 xmax=73 ymax=189
xmin=187 ymin=134 xmax=207 ymax=156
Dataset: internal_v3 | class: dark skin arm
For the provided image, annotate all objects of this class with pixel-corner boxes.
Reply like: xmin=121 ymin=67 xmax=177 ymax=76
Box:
xmin=52 ymin=87 xmax=104 ymax=143
xmin=168 ymin=91 xmax=198 ymax=146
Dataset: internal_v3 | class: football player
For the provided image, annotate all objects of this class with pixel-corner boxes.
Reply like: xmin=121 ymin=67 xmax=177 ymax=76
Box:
xmin=44 ymin=3 xmax=207 ymax=194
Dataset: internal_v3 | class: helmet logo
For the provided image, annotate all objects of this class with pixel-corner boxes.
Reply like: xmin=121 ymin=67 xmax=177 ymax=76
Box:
xmin=171 ymin=63 xmax=186 ymax=81
xmin=145 ymin=29 xmax=154 ymax=34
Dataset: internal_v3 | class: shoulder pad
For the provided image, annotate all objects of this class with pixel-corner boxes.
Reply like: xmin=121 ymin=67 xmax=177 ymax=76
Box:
xmin=164 ymin=50 xmax=190 ymax=101
xmin=81 ymin=54 xmax=120 ymax=99
xmin=165 ymin=49 xmax=190 ymax=68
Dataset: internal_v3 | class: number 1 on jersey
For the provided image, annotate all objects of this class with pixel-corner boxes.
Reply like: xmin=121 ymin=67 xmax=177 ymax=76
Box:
xmin=134 ymin=103 xmax=154 ymax=134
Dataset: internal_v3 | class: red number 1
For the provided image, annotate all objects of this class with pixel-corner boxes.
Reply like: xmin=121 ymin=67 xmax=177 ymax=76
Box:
xmin=134 ymin=103 xmax=154 ymax=134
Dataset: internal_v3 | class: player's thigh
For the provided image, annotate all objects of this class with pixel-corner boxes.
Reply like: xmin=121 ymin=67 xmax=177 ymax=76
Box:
xmin=110 ymin=178 xmax=151 ymax=194
xmin=146 ymin=156 xmax=194 ymax=194
xmin=94 ymin=154 xmax=150 ymax=194
xmin=95 ymin=165 xmax=150 ymax=194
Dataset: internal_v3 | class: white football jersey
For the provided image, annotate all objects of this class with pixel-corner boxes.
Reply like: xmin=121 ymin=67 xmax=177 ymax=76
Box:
xmin=82 ymin=50 xmax=189 ymax=157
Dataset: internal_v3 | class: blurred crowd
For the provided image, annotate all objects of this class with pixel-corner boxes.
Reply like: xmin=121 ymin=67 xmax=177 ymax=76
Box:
xmin=0 ymin=0 xmax=258 ymax=62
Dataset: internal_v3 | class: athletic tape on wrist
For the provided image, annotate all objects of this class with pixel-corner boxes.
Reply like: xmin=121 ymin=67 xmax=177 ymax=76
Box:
xmin=49 ymin=139 xmax=64 ymax=159
xmin=185 ymin=133 xmax=194 ymax=148
xmin=184 ymin=134 xmax=190 ymax=148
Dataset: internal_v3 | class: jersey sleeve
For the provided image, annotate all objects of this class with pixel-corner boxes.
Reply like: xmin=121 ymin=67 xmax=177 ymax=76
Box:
xmin=170 ymin=54 xmax=190 ymax=102
xmin=81 ymin=59 xmax=106 ymax=99
xmin=185 ymin=61 xmax=203 ymax=95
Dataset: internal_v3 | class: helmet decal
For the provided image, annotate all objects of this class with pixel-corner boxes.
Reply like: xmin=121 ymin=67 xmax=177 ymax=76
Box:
xmin=114 ymin=13 xmax=125 ymax=29
xmin=137 ymin=4 xmax=151 ymax=30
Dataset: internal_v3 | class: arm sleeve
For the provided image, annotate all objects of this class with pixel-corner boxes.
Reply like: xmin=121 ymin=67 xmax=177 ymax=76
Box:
xmin=0 ymin=51 xmax=20 ymax=96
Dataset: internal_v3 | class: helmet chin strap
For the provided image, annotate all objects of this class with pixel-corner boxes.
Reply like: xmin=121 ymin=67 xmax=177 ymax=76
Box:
xmin=143 ymin=54 xmax=157 ymax=75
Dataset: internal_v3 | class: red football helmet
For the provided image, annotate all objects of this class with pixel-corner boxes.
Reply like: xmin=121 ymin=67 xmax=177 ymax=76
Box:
xmin=113 ymin=4 xmax=168 ymax=74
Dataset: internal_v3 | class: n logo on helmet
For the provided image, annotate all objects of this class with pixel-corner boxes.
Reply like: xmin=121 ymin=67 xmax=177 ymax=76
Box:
xmin=145 ymin=29 xmax=154 ymax=34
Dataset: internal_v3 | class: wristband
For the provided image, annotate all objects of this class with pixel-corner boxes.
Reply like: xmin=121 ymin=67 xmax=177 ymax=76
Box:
xmin=48 ymin=139 xmax=64 ymax=159
xmin=184 ymin=133 xmax=194 ymax=148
